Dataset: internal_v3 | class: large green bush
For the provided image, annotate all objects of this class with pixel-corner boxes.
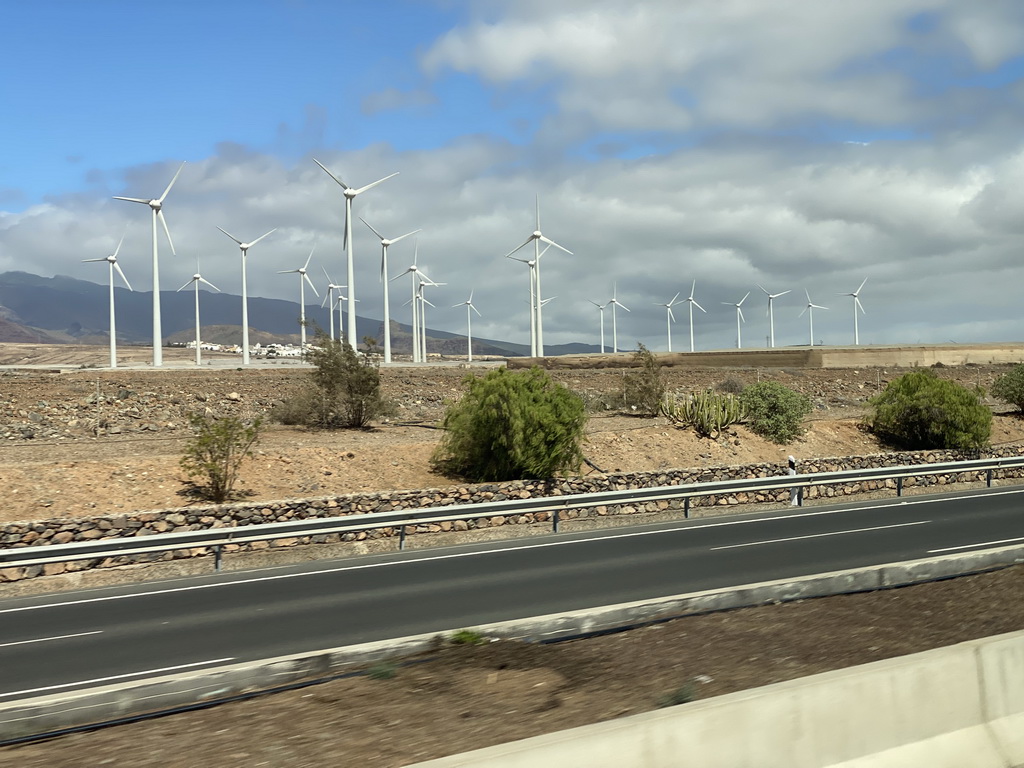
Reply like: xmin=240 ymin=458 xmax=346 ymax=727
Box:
xmin=431 ymin=367 xmax=587 ymax=482
xmin=865 ymin=370 xmax=991 ymax=450
xmin=739 ymin=381 xmax=812 ymax=444
xmin=992 ymin=364 xmax=1024 ymax=413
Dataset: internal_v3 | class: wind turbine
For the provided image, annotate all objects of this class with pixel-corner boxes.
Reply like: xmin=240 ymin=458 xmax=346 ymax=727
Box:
xmin=112 ymin=161 xmax=184 ymax=366
xmin=217 ymin=226 xmax=276 ymax=365
xmin=503 ymin=196 xmax=571 ymax=357
xmin=840 ymin=278 xmax=868 ymax=345
xmin=312 ymin=158 xmax=398 ymax=349
xmin=799 ymin=290 xmax=828 ymax=347
xmin=321 ymin=268 xmax=344 ymax=341
xmin=177 ymin=259 xmax=220 ymax=366
xmin=721 ymin=292 xmax=749 ymax=349
xmin=684 ymin=281 xmax=706 ymax=353
xmin=588 ymin=300 xmax=607 ymax=353
xmin=453 ymin=291 xmax=482 ymax=362
xmin=758 ymin=284 xmax=791 ymax=348
xmin=278 ymin=245 xmax=319 ymax=353
xmin=361 ymin=218 xmax=420 ymax=364
xmin=655 ymin=293 xmax=681 ymax=353
xmin=391 ymin=243 xmax=434 ymax=362
xmin=82 ymin=231 xmax=132 ymax=369
xmin=416 ymin=278 xmax=444 ymax=363
xmin=607 ymin=284 xmax=630 ymax=353
xmin=507 ymin=244 xmax=552 ymax=357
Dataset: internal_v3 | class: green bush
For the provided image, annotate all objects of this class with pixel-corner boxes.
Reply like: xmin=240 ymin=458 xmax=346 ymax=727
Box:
xmin=662 ymin=389 xmax=745 ymax=439
xmin=657 ymin=681 xmax=698 ymax=708
xmin=992 ymin=364 xmax=1024 ymax=413
xmin=431 ymin=367 xmax=587 ymax=482
xmin=623 ymin=343 xmax=666 ymax=416
xmin=449 ymin=629 xmax=487 ymax=646
xmin=273 ymin=330 xmax=393 ymax=429
xmin=865 ymin=370 xmax=991 ymax=450
xmin=180 ymin=413 xmax=263 ymax=502
xmin=739 ymin=381 xmax=812 ymax=444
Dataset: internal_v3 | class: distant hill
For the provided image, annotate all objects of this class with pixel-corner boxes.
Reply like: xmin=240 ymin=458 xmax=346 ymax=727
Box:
xmin=0 ymin=271 xmax=599 ymax=356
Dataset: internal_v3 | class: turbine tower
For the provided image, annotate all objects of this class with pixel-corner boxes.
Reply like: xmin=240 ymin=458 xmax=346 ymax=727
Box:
xmin=721 ymin=292 xmax=749 ymax=349
xmin=588 ymin=300 xmax=607 ymax=353
xmin=82 ymin=231 xmax=132 ymax=369
xmin=840 ymin=278 xmax=868 ymax=345
xmin=217 ymin=226 xmax=276 ymax=365
xmin=758 ymin=284 xmax=791 ymax=349
xmin=655 ymin=292 xmax=681 ymax=353
xmin=361 ymin=218 xmax=420 ymax=364
xmin=321 ymin=268 xmax=343 ymax=341
xmin=684 ymin=281 xmax=706 ymax=353
xmin=112 ymin=161 xmax=184 ymax=366
xmin=391 ymin=243 xmax=434 ymax=363
xmin=416 ymin=278 xmax=443 ymax=363
xmin=177 ymin=259 xmax=220 ymax=366
xmin=452 ymin=291 xmax=482 ymax=362
xmin=503 ymin=196 xmax=571 ymax=357
xmin=313 ymin=158 xmax=398 ymax=349
xmin=607 ymin=284 xmax=630 ymax=353
xmin=278 ymin=245 xmax=320 ymax=352
xmin=799 ymin=290 xmax=828 ymax=347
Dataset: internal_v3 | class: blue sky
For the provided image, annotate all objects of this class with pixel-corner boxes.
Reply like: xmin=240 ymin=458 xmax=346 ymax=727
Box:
xmin=3 ymin=1 xmax=1024 ymax=351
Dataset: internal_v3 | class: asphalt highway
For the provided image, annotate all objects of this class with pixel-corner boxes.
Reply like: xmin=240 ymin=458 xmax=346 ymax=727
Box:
xmin=1 ymin=486 xmax=1022 ymax=700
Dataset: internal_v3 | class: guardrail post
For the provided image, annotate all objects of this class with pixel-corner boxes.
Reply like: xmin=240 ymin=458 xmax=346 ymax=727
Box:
xmin=684 ymin=497 xmax=690 ymax=519
xmin=399 ymin=526 xmax=407 ymax=551
xmin=553 ymin=508 xmax=560 ymax=534
xmin=987 ymin=468 xmax=993 ymax=488
xmin=214 ymin=544 xmax=222 ymax=572
xmin=896 ymin=477 xmax=903 ymax=497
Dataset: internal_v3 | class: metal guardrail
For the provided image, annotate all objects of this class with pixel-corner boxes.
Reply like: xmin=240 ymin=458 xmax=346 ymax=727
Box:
xmin=2 ymin=456 xmax=1022 ymax=572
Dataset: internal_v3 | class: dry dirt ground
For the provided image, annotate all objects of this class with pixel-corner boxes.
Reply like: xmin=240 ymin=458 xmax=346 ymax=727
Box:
xmin=1 ymin=347 xmax=1024 ymax=766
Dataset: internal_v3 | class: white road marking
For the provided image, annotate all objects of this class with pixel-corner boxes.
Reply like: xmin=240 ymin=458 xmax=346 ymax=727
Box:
xmin=0 ymin=658 xmax=235 ymax=700
xmin=1 ymin=487 xmax=1021 ymax=616
xmin=0 ymin=631 xmax=101 ymax=649
xmin=710 ymin=521 xmax=930 ymax=550
xmin=929 ymin=535 xmax=1024 ymax=554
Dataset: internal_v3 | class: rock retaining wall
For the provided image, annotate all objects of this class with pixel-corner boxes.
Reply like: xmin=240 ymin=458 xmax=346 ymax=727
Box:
xmin=2 ymin=445 xmax=1022 ymax=581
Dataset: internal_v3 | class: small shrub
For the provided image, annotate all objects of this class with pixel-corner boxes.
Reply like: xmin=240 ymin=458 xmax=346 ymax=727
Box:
xmin=367 ymin=661 xmax=397 ymax=680
xmin=739 ymin=381 xmax=812 ymax=444
xmin=662 ymin=389 xmax=745 ymax=438
xmin=449 ymin=629 xmax=487 ymax=646
xmin=431 ymin=367 xmax=587 ymax=482
xmin=865 ymin=370 xmax=991 ymax=450
xmin=715 ymin=377 xmax=745 ymax=395
xmin=622 ymin=343 xmax=666 ymax=416
xmin=992 ymin=364 xmax=1024 ymax=413
xmin=179 ymin=413 xmax=262 ymax=502
xmin=657 ymin=681 xmax=697 ymax=708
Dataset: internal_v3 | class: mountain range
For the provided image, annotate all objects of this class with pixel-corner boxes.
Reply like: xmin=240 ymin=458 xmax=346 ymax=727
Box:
xmin=0 ymin=271 xmax=600 ymax=357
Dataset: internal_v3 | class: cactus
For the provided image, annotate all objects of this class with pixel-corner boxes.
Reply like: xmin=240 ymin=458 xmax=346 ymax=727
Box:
xmin=661 ymin=389 xmax=746 ymax=439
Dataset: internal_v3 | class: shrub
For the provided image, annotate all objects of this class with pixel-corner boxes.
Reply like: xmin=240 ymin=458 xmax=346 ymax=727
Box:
xmin=865 ymin=370 xmax=991 ymax=450
xmin=715 ymin=377 xmax=745 ymax=395
xmin=180 ymin=413 xmax=262 ymax=502
xmin=739 ymin=381 xmax=812 ymax=444
xmin=992 ymin=364 xmax=1024 ymax=413
xmin=449 ymin=629 xmax=487 ymax=646
xmin=431 ymin=367 xmax=587 ymax=482
xmin=367 ymin=661 xmax=397 ymax=680
xmin=622 ymin=343 xmax=666 ymax=416
xmin=274 ymin=330 xmax=393 ymax=429
xmin=657 ymin=681 xmax=698 ymax=708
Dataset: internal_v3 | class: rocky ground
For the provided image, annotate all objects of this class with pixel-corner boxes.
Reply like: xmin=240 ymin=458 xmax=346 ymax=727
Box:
xmin=1 ymin=346 xmax=1023 ymax=766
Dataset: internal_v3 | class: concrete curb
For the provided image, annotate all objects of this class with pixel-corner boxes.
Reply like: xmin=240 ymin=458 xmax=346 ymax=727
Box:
xmin=2 ymin=543 xmax=1023 ymax=742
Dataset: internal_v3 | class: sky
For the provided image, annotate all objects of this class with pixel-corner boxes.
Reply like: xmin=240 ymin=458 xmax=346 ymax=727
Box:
xmin=3 ymin=0 xmax=1024 ymax=352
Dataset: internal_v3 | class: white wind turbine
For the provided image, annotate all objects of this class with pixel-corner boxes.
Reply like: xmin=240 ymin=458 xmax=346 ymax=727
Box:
xmin=758 ymin=284 xmax=791 ymax=348
xmin=799 ymin=290 xmax=828 ymax=347
xmin=321 ymin=267 xmax=344 ymax=341
xmin=721 ymin=292 xmax=749 ymax=349
xmin=607 ymin=284 xmax=630 ymax=353
xmin=684 ymin=281 xmax=706 ymax=353
xmin=82 ymin=231 xmax=132 ymax=369
xmin=588 ymin=300 xmax=607 ymax=353
xmin=112 ymin=161 xmax=184 ymax=367
xmin=217 ymin=226 xmax=276 ymax=365
xmin=391 ymin=243 xmax=434 ymax=363
xmin=416 ymin=277 xmax=444 ymax=363
xmin=278 ymin=245 xmax=319 ymax=352
xmin=503 ymin=196 xmax=571 ymax=357
xmin=655 ymin=293 xmax=681 ymax=353
xmin=177 ymin=259 xmax=220 ymax=366
xmin=452 ymin=291 xmax=482 ymax=362
xmin=840 ymin=278 xmax=868 ymax=345
xmin=361 ymin=218 xmax=420 ymax=364
xmin=313 ymin=159 xmax=398 ymax=349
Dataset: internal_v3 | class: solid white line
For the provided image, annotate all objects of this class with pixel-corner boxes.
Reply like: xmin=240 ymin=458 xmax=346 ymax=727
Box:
xmin=0 ymin=657 xmax=235 ymax=700
xmin=0 ymin=631 xmax=102 ymax=649
xmin=928 ymin=535 xmax=1024 ymax=554
xmin=710 ymin=520 xmax=930 ymax=550
xmin=2 ymin=487 xmax=1021 ymax=616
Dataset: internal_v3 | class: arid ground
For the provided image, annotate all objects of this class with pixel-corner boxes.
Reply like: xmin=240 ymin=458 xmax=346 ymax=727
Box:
xmin=1 ymin=344 xmax=1023 ymax=766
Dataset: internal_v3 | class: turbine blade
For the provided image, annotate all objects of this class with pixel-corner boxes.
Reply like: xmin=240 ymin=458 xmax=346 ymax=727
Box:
xmin=538 ymin=235 xmax=572 ymax=255
xmin=738 ymin=307 xmax=746 ymax=323
xmin=503 ymin=237 xmax=534 ymax=258
xmin=620 ymin=303 xmax=631 ymax=312
xmin=113 ymin=262 xmax=132 ymax=291
xmin=693 ymin=300 xmax=706 ymax=313
xmin=112 ymin=196 xmax=149 ymax=204
xmin=667 ymin=308 xmax=676 ymax=322
xmin=856 ymin=297 xmax=866 ymax=314
xmin=738 ymin=292 xmax=750 ymax=306
xmin=422 ymin=297 xmax=436 ymax=308
xmin=303 ymin=247 xmax=314 ymax=270
xmin=176 ymin=279 xmax=193 ymax=292
xmin=112 ymin=230 xmax=127 ymax=259
xmin=757 ymin=284 xmax=770 ymax=296
xmin=157 ymin=161 xmax=186 ymax=203
xmin=856 ymin=277 xmax=868 ymax=294
xmin=669 ymin=292 xmax=680 ymax=305
xmin=472 ymin=305 xmax=481 ymax=317
xmin=360 ymin=216 xmax=385 ymax=241
xmin=278 ymin=268 xmax=300 ymax=274
xmin=798 ymin=306 xmax=808 ymax=318
xmin=390 ymin=228 xmax=421 ymax=244
xmin=249 ymin=228 xmax=276 ymax=247
xmin=158 ymin=210 xmax=175 ymax=255
xmin=805 ymin=289 xmax=812 ymax=303
xmin=312 ymin=158 xmax=350 ymax=189
xmin=303 ymin=273 xmax=319 ymax=297
xmin=217 ymin=226 xmax=243 ymax=245
xmin=321 ymin=265 xmax=334 ymax=282
xmin=82 ymin=258 xmax=106 ymax=263
xmin=353 ymin=171 xmax=399 ymax=195
xmin=200 ymin=278 xmax=221 ymax=292
xmin=689 ymin=279 xmax=696 ymax=299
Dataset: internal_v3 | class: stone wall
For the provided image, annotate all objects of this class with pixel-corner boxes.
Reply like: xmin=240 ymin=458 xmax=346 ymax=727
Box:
xmin=2 ymin=445 xmax=1022 ymax=581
